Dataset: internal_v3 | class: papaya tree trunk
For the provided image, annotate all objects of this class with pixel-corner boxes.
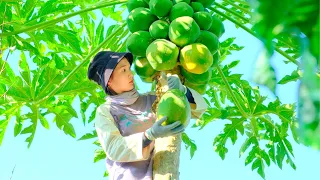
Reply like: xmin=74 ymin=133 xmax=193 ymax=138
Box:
xmin=151 ymin=66 xmax=183 ymax=180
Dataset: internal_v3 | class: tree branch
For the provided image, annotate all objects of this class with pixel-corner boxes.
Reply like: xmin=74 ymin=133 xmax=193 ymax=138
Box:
xmin=209 ymin=6 xmax=301 ymax=66
xmin=0 ymin=0 xmax=128 ymax=37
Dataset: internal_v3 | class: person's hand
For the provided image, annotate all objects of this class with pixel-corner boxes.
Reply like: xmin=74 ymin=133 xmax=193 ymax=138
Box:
xmin=144 ymin=116 xmax=185 ymax=140
xmin=167 ymin=74 xmax=187 ymax=94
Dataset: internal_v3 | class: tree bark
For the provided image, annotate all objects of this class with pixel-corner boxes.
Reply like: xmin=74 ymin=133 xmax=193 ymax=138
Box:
xmin=152 ymin=134 xmax=182 ymax=180
xmin=151 ymin=66 xmax=183 ymax=180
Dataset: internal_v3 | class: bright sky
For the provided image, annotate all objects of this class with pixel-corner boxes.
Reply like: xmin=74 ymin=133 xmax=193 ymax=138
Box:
xmin=1 ymin=7 xmax=320 ymax=180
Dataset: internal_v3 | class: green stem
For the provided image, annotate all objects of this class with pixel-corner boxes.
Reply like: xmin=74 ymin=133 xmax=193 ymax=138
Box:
xmin=0 ymin=4 xmax=6 ymax=56
xmin=254 ymin=110 xmax=290 ymax=123
xmin=214 ymin=2 xmax=249 ymax=24
xmin=0 ymin=0 xmax=128 ymax=37
xmin=216 ymin=65 xmax=248 ymax=118
xmin=209 ymin=7 xmax=300 ymax=66
xmin=250 ymin=117 xmax=258 ymax=137
xmin=34 ymin=23 xmax=127 ymax=105
xmin=216 ymin=2 xmax=298 ymax=50
xmin=224 ymin=0 xmax=251 ymax=14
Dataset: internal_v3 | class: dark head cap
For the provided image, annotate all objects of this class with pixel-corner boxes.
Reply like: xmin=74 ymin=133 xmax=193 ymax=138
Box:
xmin=87 ymin=51 xmax=133 ymax=95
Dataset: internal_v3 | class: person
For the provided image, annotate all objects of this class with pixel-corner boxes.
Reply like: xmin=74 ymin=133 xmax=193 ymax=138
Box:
xmin=87 ymin=51 xmax=208 ymax=180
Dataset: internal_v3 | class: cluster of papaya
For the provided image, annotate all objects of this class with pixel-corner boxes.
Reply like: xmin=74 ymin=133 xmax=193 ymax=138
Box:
xmin=126 ymin=0 xmax=225 ymax=95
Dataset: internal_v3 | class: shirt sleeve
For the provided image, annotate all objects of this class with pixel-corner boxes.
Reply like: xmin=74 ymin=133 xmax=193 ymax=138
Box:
xmin=94 ymin=104 xmax=154 ymax=162
xmin=187 ymin=87 xmax=208 ymax=119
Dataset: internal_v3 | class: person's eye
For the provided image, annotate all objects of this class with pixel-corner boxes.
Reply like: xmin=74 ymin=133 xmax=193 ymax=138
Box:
xmin=123 ymin=68 xmax=126 ymax=72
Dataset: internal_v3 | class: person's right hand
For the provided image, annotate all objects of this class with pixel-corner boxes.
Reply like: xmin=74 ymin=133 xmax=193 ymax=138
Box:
xmin=144 ymin=116 xmax=185 ymax=140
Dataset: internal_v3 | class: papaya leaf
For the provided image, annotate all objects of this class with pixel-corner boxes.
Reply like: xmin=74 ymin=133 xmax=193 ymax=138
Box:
xmin=13 ymin=35 xmax=40 ymax=56
xmin=213 ymin=117 xmax=245 ymax=159
xmin=20 ymin=104 xmax=39 ymax=148
xmin=0 ymin=105 xmax=18 ymax=146
xmin=278 ymin=69 xmax=302 ymax=84
xmin=18 ymin=52 xmax=32 ymax=87
xmin=95 ymin=19 xmax=105 ymax=47
xmin=5 ymin=76 xmax=32 ymax=102
xmin=39 ymin=113 xmax=50 ymax=130
xmin=94 ymin=148 xmax=106 ymax=163
xmin=103 ymin=170 xmax=109 ymax=177
xmin=43 ymin=26 xmax=82 ymax=54
xmin=26 ymin=0 xmax=75 ymax=25
xmin=14 ymin=109 xmax=23 ymax=137
xmin=80 ymin=13 xmax=95 ymax=46
xmin=259 ymin=116 xmax=296 ymax=170
xmin=252 ymin=158 xmax=266 ymax=179
xmin=101 ymin=5 xmax=124 ymax=22
xmin=78 ymin=131 xmax=97 ymax=141
xmin=35 ymin=66 xmax=65 ymax=100
xmin=239 ymin=136 xmax=257 ymax=158
xmin=21 ymin=0 xmax=36 ymax=20
xmin=0 ymin=58 xmax=17 ymax=84
xmin=93 ymin=140 xmax=101 ymax=147
xmin=181 ymin=132 xmax=197 ymax=159
xmin=54 ymin=111 xmax=76 ymax=138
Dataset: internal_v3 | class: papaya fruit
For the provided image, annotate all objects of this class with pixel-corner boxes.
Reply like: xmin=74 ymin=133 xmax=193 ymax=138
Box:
xmin=149 ymin=20 xmax=170 ymax=39
xmin=208 ymin=15 xmax=225 ymax=38
xmin=126 ymin=31 xmax=154 ymax=57
xmin=157 ymin=89 xmax=191 ymax=128
xmin=146 ymin=39 xmax=179 ymax=71
xmin=190 ymin=2 xmax=204 ymax=12
xmin=211 ymin=51 xmax=220 ymax=67
xmin=127 ymin=0 xmax=149 ymax=12
xmin=193 ymin=11 xmax=212 ymax=30
xmin=169 ymin=2 xmax=194 ymax=21
xmin=169 ymin=16 xmax=200 ymax=47
xmin=134 ymin=57 xmax=157 ymax=78
xmin=127 ymin=7 xmax=158 ymax=33
xmin=149 ymin=0 xmax=173 ymax=17
xmin=195 ymin=30 xmax=219 ymax=54
xmin=184 ymin=79 xmax=207 ymax=95
xmin=173 ymin=0 xmax=191 ymax=4
xmin=193 ymin=0 xmax=215 ymax=8
xmin=180 ymin=43 xmax=213 ymax=74
xmin=180 ymin=66 xmax=212 ymax=85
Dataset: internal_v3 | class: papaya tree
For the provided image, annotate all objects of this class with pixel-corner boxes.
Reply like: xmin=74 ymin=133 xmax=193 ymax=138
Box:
xmin=0 ymin=0 xmax=318 ymax=180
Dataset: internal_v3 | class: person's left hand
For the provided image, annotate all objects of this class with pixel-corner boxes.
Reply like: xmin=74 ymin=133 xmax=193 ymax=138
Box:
xmin=167 ymin=74 xmax=187 ymax=94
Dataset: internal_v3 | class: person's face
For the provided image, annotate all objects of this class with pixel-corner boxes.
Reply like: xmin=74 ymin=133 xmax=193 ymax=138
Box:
xmin=107 ymin=57 xmax=134 ymax=94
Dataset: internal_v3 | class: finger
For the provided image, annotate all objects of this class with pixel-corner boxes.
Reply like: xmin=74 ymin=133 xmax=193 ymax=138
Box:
xmin=165 ymin=121 xmax=181 ymax=129
xmin=170 ymin=124 xmax=185 ymax=133
xmin=156 ymin=116 xmax=167 ymax=125
xmin=168 ymin=83 xmax=176 ymax=89
xmin=172 ymin=128 xmax=185 ymax=135
xmin=168 ymin=82 xmax=174 ymax=88
xmin=167 ymin=78 xmax=174 ymax=83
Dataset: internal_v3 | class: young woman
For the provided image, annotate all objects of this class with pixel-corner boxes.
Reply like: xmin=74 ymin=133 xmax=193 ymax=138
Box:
xmin=87 ymin=51 xmax=208 ymax=180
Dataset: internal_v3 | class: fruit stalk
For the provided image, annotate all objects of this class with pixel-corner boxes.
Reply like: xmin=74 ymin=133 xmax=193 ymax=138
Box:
xmin=152 ymin=65 xmax=183 ymax=180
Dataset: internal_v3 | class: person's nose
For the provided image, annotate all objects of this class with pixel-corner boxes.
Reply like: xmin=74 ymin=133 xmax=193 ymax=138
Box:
xmin=129 ymin=70 xmax=133 ymax=79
